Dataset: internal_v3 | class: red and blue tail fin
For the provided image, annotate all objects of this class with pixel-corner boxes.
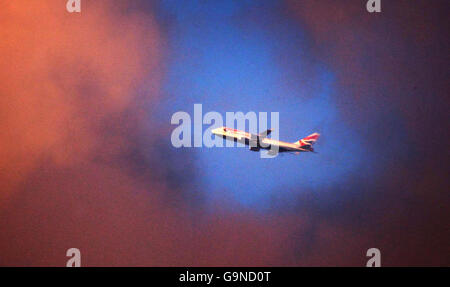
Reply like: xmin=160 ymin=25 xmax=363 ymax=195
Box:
xmin=294 ymin=132 xmax=320 ymax=147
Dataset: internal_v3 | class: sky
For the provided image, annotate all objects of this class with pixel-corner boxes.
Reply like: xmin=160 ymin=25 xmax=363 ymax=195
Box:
xmin=0 ymin=0 xmax=448 ymax=266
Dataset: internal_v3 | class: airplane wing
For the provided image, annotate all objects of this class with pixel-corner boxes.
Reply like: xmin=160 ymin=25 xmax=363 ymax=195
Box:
xmin=249 ymin=129 xmax=273 ymax=148
xmin=258 ymin=129 xmax=273 ymax=138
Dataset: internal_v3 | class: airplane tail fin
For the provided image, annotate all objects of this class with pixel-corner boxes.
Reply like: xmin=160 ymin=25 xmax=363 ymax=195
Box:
xmin=294 ymin=133 xmax=320 ymax=148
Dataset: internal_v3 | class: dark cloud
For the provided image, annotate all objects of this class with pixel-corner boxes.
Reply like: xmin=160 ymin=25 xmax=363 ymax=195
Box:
xmin=285 ymin=0 xmax=450 ymax=265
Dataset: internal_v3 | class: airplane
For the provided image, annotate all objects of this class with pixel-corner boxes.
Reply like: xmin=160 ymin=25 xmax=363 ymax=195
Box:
xmin=211 ymin=127 xmax=320 ymax=156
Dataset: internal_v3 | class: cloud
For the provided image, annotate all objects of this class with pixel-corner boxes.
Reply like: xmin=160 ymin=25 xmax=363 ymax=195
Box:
xmin=0 ymin=0 xmax=310 ymax=267
xmin=285 ymin=0 xmax=449 ymax=265
xmin=0 ymin=1 xmax=162 ymax=202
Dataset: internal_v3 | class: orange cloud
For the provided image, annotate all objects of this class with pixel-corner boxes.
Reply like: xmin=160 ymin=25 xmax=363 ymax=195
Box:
xmin=0 ymin=1 xmax=163 ymax=202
